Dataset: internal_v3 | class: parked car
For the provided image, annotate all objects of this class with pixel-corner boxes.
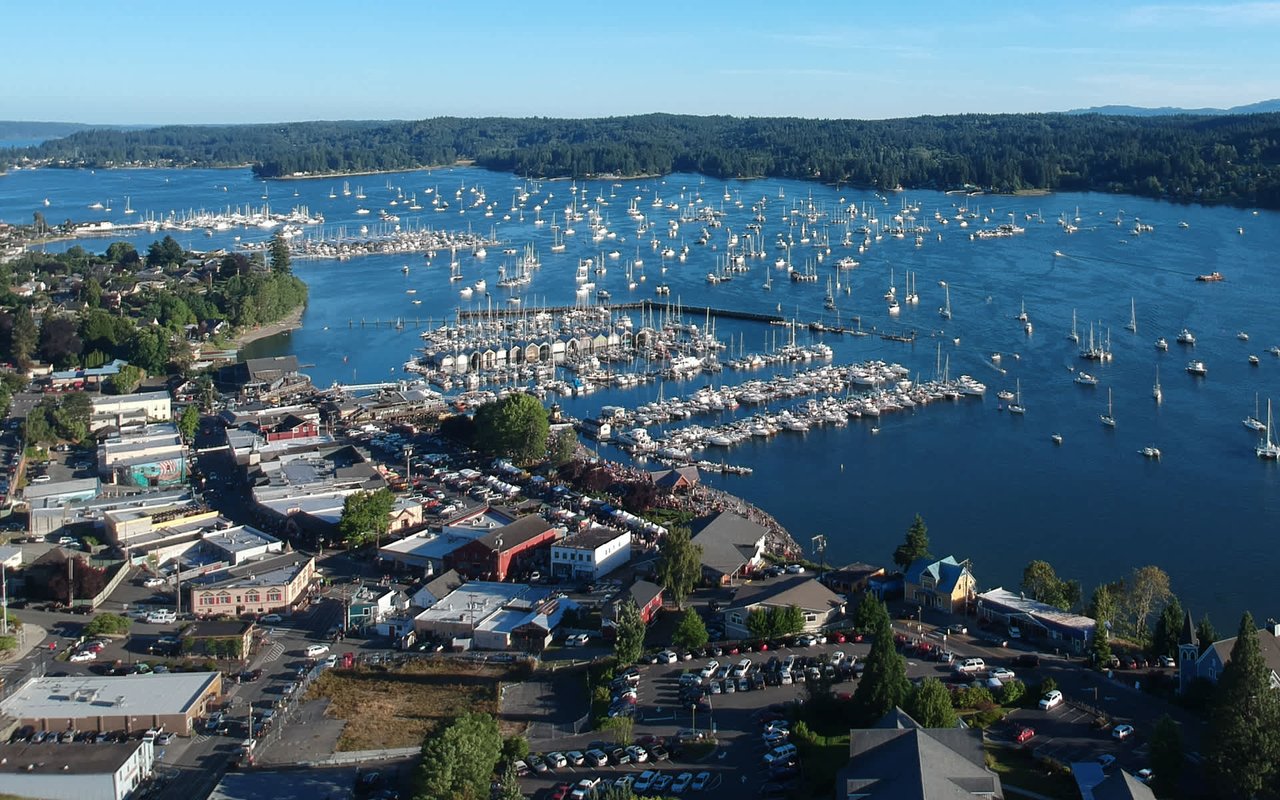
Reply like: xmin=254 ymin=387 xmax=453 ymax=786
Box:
xmin=1013 ymin=726 xmax=1036 ymax=744
xmin=657 ymin=650 xmax=678 ymax=664
xmin=990 ymin=667 xmax=1017 ymax=682
xmin=1039 ymin=690 xmax=1064 ymax=710
xmin=671 ymin=772 xmax=694 ymax=793
xmin=1012 ymin=653 xmax=1041 ymax=668
xmin=260 ymin=614 xmax=283 ymax=624
xmin=545 ymin=751 xmax=568 ymax=769
xmin=1112 ymin=724 xmax=1135 ymax=741
xmin=304 ymin=644 xmax=330 ymax=658
xmin=1096 ymin=754 xmax=1117 ymax=769
xmin=691 ymin=772 xmax=712 ymax=791
xmin=566 ymin=633 xmax=591 ymax=647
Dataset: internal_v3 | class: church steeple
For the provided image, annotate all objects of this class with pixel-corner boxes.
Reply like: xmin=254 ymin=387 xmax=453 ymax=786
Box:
xmin=1178 ymin=609 xmax=1200 ymax=695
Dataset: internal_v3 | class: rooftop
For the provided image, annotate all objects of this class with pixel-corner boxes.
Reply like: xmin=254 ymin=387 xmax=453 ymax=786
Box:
xmin=727 ymin=574 xmax=845 ymax=613
xmin=977 ymin=588 xmax=1098 ymax=633
xmin=475 ymin=514 xmax=557 ymax=551
xmin=0 ymin=740 xmax=149 ymax=776
xmin=208 ymin=766 xmax=359 ymax=800
xmin=189 ymin=554 xmax=314 ymax=592
xmin=23 ymin=477 xmax=99 ymax=502
xmin=415 ymin=581 xmax=552 ymax=627
xmin=688 ymin=511 xmax=768 ymax=575
xmin=0 ymin=672 xmax=220 ymax=719
xmin=380 ymin=529 xmax=488 ymax=562
xmin=90 ymin=389 xmax=171 ymax=411
xmin=554 ymin=526 xmax=630 ymax=551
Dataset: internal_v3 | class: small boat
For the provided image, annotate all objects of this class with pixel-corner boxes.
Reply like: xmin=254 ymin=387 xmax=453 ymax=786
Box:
xmin=1074 ymin=372 xmax=1098 ymax=386
xmin=1153 ymin=366 xmax=1162 ymax=404
xmin=1177 ymin=329 xmax=1196 ymax=345
xmin=1245 ymin=394 xmax=1267 ymax=431
xmin=1051 ymin=433 xmax=1063 ymax=445
xmin=1259 ymin=399 xmax=1280 ymax=460
xmin=1196 ymin=271 xmax=1225 ymax=282
xmin=1238 ymin=331 xmax=1249 ymax=341
xmin=1016 ymin=299 xmax=1029 ymax=323
xmin=997 ymin=389 xmax=1015 ymax=402
xmin=1100 ymin=388 xmax=1116 ymax=428
xmin=1186 ymin=360 xmax=1207 ymax=376
xmin=1053 ymin=250 xmax=1065 ymax=258
xmin=402 ymin=264 xmax=410 ymax=274
xmin=1250 ymin=355 xmax=1261 ymax=365
xmin=939 ymin=284 xmax=952 ymax=319
xmin=1067 ymin=309 xmax=1079 ymax=344
xmin=1155 ymin=338 xmax=1168 ymax=351
xmin=1140 ymin=446 xmax=1161 ymax=459
xmin=1125 ymin=298 xmax=1137 ymax=333
xmin=1008 ymin=379 xmax=1026 ymax=415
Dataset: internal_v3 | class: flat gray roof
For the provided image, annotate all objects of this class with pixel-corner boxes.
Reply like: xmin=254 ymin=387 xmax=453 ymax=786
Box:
xmin=0 ymin=673 xmax=219 ymax=719
xmin=209 ymin=766 xmax=358 ymax=800
xmin=0 ymin=741 xmax=149 ymax=776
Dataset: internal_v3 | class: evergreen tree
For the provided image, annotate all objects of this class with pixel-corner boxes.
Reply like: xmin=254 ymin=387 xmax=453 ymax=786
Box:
xmin=1148 ymin=714 xmax=1183 ymax=798
xmin=906 ymin=677 xmax=958 ymax=728
xmin=1206 ymin=612 xmax=1280 ymax=797
xmin=852 ymin=595 xmax=909 ymax=724
xmin=1090 ymin=619 xmax=1113 ymax=669
xmin=268 ymin=230 xmax=291 ymax=274
xmin=10 ymin=307 xmax=36 ymax=369
xmin=1196 ymin=614 xmax=1217 ymax=657
xmin=1149 ymin=595 xmax=1184 ymax=659
xmin=612 ymin=599 xmax=645 ymax=665
xmin=892 ymin=514 xmax=931 ymax=571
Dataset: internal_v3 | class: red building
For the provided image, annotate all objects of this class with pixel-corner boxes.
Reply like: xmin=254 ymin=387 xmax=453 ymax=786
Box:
xmin=446 ymin=515 xmax=559 ymax=582
xmin=262 ymin=414 xmax=320 ymax=442
xmin=602 ymin=579 xmax=665 ymax=639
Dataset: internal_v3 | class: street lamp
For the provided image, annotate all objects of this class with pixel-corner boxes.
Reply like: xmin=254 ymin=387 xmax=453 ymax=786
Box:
xmin=810 ymin=535 xmax=827 ymax=581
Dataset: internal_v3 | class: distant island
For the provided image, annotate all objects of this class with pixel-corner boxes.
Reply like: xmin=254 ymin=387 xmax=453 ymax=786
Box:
xmin=1065 ymin=99 xmax=1280 ymax=116
xmin=0 ymin=120 xmax=151 ymax=144
xmin=5 ymin=112 xmax=1280 ymax=209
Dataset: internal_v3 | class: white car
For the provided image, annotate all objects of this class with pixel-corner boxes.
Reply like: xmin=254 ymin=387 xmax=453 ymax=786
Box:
xmin=304 ymin=644 xmax=330 ymax=658
xmin=69 ymin=650 xmax=97 ymax=662
xmin=699 ymin=660 xmax=720 ymax=679
xmin=784 ymin=563 xmax=805 ymax=574
xmin=1039 ymin=690 xmax=1064 ymax=710
xmin=1112 ymin=724 xmax=1135 ymax=740
xmin=989 ymin=667 xmax=1017 ymax=682
xmin=625 ymin=745 xmax=648 ymax=763
xmin=142 ymin=577 xmax=166 ymax=588
xmin=566 ymin=633 xmax=591 ymax=647
xmin=657 ymin=650 xmax=679 ymax=664
xmin=546 ymin=751 xmax=568 ymax=769
xmin=260 ymin=613 xmax=282 ymax=624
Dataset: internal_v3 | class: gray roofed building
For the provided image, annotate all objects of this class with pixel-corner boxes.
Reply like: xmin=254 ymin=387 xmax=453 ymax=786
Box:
xmin=1088 ymin=771 xmax=1157 ymax=800
xmin=723 ymin=575 xmax=845 ymax=638
xmin=411 ymin=568 xmax=465 ymax=608
xmin=0 ymin=740 xmax=155 ymax=800
xmin=1184 ymin=621 xmax=1280 ymax=692
xmin=687 ymin=511 xmax=767 ymax=585
xmin=836 ymin=708 xmax=1002 ymax=799
xmin=0 ymin=672 xmax=223 ymax=736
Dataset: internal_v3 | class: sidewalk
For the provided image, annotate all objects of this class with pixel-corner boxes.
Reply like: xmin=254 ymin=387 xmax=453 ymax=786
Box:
xmin=0 ymin=622 xmax=49 ymax=664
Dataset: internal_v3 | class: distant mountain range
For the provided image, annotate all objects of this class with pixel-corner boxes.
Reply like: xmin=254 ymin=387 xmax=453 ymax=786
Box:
xmin=1065 ymin=99 xmax=1280 ymax=116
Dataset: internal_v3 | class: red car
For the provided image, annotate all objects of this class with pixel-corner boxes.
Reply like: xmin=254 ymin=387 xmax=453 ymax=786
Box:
xmin=832 ymin=632 xmax=847 ymax=644
xmin=1014 ymin=726 xmax=1036 ymax=744
xmin=549 ymin=783 xmax=573 ymax=800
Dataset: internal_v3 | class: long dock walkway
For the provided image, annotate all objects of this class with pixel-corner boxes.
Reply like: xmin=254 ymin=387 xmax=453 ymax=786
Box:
xmin=455 ymin=301 xmax=786 ymax=324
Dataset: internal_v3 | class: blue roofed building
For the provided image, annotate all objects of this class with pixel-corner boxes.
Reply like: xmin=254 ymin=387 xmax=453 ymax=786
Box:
xmin=903 ymin=556 xmax=976 ymax=614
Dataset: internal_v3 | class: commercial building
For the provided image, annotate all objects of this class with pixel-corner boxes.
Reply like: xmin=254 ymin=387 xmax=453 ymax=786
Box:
xmin=0 ymin=740 xmax=154 ymax=800
xmin=97 ymin=423 xmax=187 ymax=489
xmin=688 ymin=511 xmax=768 ymax=585
xmin=414 ymin=581 xmax=579 ymax=651
xmin=904 ymin=555 xmax=977 ymax=614
xmin=976 ymin=588 xmax=1097 ymax=654
xmin=187 ymin=554 xmax=317 ymax=618
xmin=90 ymin=390 xmax=172 ymax=432
xmin=0 ymin=672 xmax=222 ymax=735
xmin=446 ymin=515 xmax=560 ymax=582
xmin=550 ymin=526 xmax=631 ymax=582
xmin=603 ymin=579 xmax=664 ymax=639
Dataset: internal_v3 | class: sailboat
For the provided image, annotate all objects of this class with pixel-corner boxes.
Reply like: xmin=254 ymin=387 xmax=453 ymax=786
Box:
xmin=1153 ymin=366 xmax=1162 ymax=404
xmin=1067 ymin=309 xmax=1079 ymax=343
xmin=1126 ymin=298 xmax=1137 ymax=333
xmin=1244 ymin=393 xmax=1267 ymax=431
xmin=1008 ymin=379 xmax=1026 ymax=415
xmin=939 ymin=283 xmax=952 ymax=319
xmin=1259 ymin=399 xmax=1280 ymax=460
xmin=905 ymin=271 xmax=919 ymax=304
xmin=1100 ymin=388 xmax=1116 ymax=427
xmin=123 ymin=196 xmax=135 ymax=215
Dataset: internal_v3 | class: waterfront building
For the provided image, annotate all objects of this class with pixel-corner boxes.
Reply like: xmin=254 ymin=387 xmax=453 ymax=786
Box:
xmin=550 ymin=526 xmax=632 ymax=582
xmin=603 ymin=579 xmax=665 ymax=637
xmin=688 ymin=511 xmax=768 ymax=585
xmin=975 ymin=587 xmax=1097 ymax=654
xmin=723 ymin=575 xmax=845 ymax=639
xmin=904 ymin=556 xmax=977 ymax=614
xmin=446 ymin=515 xmax=561 ymax=582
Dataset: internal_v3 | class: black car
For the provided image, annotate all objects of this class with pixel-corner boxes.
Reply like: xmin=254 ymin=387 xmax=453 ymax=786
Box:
xmin=1012 ymin=654 xmax=1041 ymax=668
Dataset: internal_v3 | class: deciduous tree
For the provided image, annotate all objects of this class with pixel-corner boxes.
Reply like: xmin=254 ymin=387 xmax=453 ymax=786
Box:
xmin=109 ymin=364 xmax=145 ymax=395
xmin=178 ymin=404 xmax=200 ymax=442
xmin=10 ymin=307 xmax=36 ymax=369
xmin=656 ymin=525 xmax=701 ymax=609
xmin=907 ymin=677 xmax=959 ymax=727
xmin=672 ymin=608 xmax=708 ymax=651
xmin=415 ymin=712 xmax=503 ymax=800
xmin=1123 ymin=565 xmax=1173 ymax=642
xmin=473 ymin=393 xmax=549 ymax=465
xmin=892 ymin=514 xmax=931 ymax=571
xmin=1020 ymin=560 xmax=1082 ymax=611
xmin=612 ymin=598 xmax=645 ymax=666
xmin=550 ymin=428 xmax=577 ymax=466
xmin=1206 ymin=612 xmax=1280 ymax=797
xmin=337 ymin=488 xmax=396 ymax=547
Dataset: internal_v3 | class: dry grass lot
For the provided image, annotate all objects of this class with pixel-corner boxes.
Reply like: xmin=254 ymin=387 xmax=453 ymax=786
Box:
xmin=306 ymin=659 xmax=516 ymax=751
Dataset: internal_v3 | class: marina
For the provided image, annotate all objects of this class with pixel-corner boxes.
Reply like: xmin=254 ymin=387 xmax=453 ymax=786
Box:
xmin=8 ymin=163 xmax=1280 ymax=624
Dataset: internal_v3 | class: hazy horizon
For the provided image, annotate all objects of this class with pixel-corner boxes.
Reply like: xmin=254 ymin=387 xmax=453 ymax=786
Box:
xmin=6 ymin=0 xmax=1280 ymax=125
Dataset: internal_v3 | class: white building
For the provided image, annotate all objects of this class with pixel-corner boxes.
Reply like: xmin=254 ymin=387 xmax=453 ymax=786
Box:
xmin=0 ymin=672 xmax=223 ymax=735
xmin=550 ymin=527 xmax=632 ymax=582
xmin=0 ymin=740 xmax=154 ymax=800
xmin=90 ymin=391 xmax=172 ymax=432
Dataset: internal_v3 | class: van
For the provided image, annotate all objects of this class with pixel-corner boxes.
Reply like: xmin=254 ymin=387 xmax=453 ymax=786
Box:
xmin=145 ymin=610 xmax=177 ymax=625
xmin=957 ymin=657 xmax=985 ymax=673
xmin=763 ymin=743 xmax=798 ymax=765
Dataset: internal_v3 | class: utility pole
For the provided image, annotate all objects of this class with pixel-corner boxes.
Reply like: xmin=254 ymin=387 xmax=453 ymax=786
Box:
xmin=811 ymin=534 xmax=827 ymax=582
xmin=404 ymin=445 xmax=414 ymax=488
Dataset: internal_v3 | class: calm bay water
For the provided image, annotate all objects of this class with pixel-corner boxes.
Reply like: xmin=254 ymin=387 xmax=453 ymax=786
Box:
xmin=2 ymin=164 xmax=1278 ymax=626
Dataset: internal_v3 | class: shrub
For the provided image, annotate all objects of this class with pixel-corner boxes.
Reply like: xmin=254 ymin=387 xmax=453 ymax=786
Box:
xmin=83 ymin=613 xmax=132 ymax=637
xmin=952 ymin=685 xmax=996 ymax=711
xmin=1000 ymin=679 xmax=1026 ymax=706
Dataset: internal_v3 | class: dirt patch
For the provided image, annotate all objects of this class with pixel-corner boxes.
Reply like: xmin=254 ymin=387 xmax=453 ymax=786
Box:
xmin=305 ymin=659 xmax=514 ymax=751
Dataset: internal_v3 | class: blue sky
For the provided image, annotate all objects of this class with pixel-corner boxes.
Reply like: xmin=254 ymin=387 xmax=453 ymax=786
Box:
xmin=6 ymin=0 xmax=1279 ymax=123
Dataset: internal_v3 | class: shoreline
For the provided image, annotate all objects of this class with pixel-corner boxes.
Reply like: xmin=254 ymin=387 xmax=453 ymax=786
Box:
xmin=228 ymin=305 xmax=305 ymax=350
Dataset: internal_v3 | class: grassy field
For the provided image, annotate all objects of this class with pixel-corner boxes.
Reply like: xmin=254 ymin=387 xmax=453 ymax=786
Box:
xmin=985 ymin=745 xmax=1079 ymax=800
xmin=305 ymin=659 xmax=515 ymax=751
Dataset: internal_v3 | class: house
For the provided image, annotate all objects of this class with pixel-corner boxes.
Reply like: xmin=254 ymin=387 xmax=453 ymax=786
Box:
xmin=409 ymin=568 xmax=465 ymax=609
xmin=0 ymin=672 xmax=223 ymax=736
xmin=722 ymin=575 xmax=845 ymax=639
xmin=218 ymin=355 xmax=305 ymax=398
xmin=0 ymin=740 xmax=154 ymax=800
xmin=550 ymin=526 xmax=631 ymax=582
xmin=445 ymin=515 xmax=560 ymax=582
xmin=90 ymin=390 xmax=171 ymax=432
xmin=1178 ymin=612 xmax=1280 ymax=693
xmin=835 ymin=708 xmax=1002 ymax=799
xmin=687 ymin=511 xmax=768 ymax=585
xmin=976 ymin=588 xmax=1096 ymax=654
xmin=603 ymin=579 xmax=665 ymax=638
xmin=904 ymin=556 xmax=976 ymax=614
xmin=1074 ymin=763 xmax=1158 ymax=800
xmin=187 ymin=555 xmax=317 ymax=618
xmin=823 ymin=562 xmax=887 ymax=595
xmin=347 ymin=584 xmax=411 ymax=630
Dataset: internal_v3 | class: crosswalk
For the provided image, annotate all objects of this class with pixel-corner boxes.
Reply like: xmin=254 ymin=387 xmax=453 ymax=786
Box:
xmin=262 ymin=642 xmax=285 ymax=663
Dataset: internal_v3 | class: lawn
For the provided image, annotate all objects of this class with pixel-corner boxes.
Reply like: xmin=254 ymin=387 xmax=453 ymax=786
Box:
xmin=985 ymin=745 xmax=1079 ymax=800
xmin=305 ymin=658 xmax=515 ymax=751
